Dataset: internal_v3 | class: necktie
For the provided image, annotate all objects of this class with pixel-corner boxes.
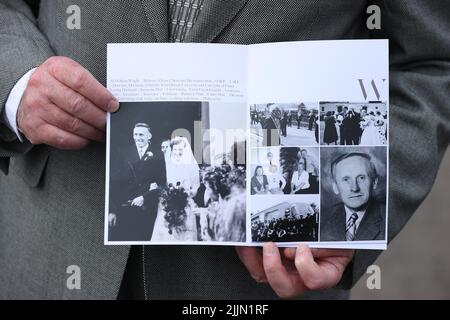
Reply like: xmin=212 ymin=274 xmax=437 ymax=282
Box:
xmin=345 ymin=212 xmax=359 ymax=241
xmin=169 ymin=0 xmax=205 ymax=42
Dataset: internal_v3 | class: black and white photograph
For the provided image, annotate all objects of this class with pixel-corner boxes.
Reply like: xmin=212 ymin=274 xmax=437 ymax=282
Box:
xmin=320 ymin=102 xmax=387 ymax=146
xmin=320 ymin=147 xmax=387 ymax=242
xmin=251 ymin=196 xmax=320 ymax=242
xmin=107 ymin=101 xmax=247 ymax=243
xmin=251 ymin=147 xmax=319 ymax=195
xmin=250 ymin=103 xmax=319 ymax=147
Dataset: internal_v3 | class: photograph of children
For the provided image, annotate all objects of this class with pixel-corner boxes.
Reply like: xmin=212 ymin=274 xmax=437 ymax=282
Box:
xmin=250 ymin=147 xmax=319 ymax=195
xmin=320 ymin=101 xmax=387 ymax=146
xmin=250 ymin=102 xmax=319 ymax=147
xmin=251 ymin=195 xmax=320 ymax=242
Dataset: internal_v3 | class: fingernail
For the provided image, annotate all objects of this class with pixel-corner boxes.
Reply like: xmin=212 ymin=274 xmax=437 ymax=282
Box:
xmin=108 ymin=99 xmax=120 ymax=112
xmin=264 ymin=243 xmax=277 ymax=256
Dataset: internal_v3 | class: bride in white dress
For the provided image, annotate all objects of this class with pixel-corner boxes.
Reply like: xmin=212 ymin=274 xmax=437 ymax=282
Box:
xmin=360 ymin=112 xmax=383 ymax=145
xmin=151 ymin=137 xmax=200 ymax=241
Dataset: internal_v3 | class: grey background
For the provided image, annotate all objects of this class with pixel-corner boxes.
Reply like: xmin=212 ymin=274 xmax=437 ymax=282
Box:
xmin=352 ymin=149 xmax=450 ymax=299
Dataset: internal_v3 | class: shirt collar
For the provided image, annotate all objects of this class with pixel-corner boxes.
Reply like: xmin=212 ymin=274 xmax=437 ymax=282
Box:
xmin=137 ymin=144 xmax=149 ymax=157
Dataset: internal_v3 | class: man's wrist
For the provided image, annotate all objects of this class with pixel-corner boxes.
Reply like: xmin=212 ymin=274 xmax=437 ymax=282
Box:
xmin=4 ymin=68 xmax=37 ymax=142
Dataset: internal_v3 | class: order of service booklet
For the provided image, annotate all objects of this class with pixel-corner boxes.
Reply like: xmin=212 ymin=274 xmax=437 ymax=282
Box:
xmin=105 ymin=40 xmax=389 ymax=250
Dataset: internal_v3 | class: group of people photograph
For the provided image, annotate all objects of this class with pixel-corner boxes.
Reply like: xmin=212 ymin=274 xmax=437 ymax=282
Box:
xmin=249 ymin=100 xmax=388 ymax=244
xmin=320 ymin=102 xmax=388 ymax=146
xmin=108 ymin=101 xmax=388 ymax=245
xmin=250 ymin=147 xmax=319 ymax=195
xmin=250 ymin=102 xmax=319 ymax=147
xmin=250 ymin=145 xmax=388 ymax=244
xmin=108 ymin=101 xmax=247 ymax=243
xmin=249 ymin=101 xmax=321 ymax=244
xmin=251 ymin=201 xmax=319 ymax=242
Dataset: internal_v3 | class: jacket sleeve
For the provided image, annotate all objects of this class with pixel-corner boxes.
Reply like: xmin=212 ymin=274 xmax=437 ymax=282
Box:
xmin=341 ymin=0 xmax=450 ymax=288
xmin=0 ymin=0 xmax=54 ymax=157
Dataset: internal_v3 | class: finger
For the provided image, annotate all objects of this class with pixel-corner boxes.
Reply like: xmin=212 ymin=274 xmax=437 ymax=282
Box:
xmin=44 ymin=75 xmax=107 ymax=131
xmin=310 ymin=248 xmax=355 ymax=259
xmin=37 ymin=124 xmax=90 ymax=150
xmin=235 ymin=247 xmax=267 ymax=283
xmin=263 ymin=243 xmax=304 ymax=298
xmin=48 ymin=57 xmax=119 ymax=112
xmin=38 ymin=103 xmax=105 ymax=142
xmin=295 ymin=244 xmax=342 ymax=291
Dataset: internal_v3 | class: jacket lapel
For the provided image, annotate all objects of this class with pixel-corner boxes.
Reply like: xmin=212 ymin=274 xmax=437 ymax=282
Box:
xmin=141 ymin=0 xmax=169 ymax=42
xmin=183 ymin=0 xmax=250 ymax=43
xmin=332 ymin=205 xmax=347 ymax=241
xmin=355 ymin=202 xmax=382 ymax=241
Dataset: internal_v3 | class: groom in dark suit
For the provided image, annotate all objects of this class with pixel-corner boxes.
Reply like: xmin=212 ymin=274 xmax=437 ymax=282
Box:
xmin=109 ymin=123 xmax=166 ymax=241
xmin=343 ymin=109 xmax=361 ymax=145
xmin=321 ymin=152 xmax=386 ymax=241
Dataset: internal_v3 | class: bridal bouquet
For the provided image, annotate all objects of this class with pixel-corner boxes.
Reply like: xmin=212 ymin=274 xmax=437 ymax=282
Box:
xmin=161 ymin=185 xmax=189 ymax=235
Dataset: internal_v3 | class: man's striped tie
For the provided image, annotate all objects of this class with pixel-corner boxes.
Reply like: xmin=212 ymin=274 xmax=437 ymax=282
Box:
xmin=345 ymin=212 xmax=359 ymax=241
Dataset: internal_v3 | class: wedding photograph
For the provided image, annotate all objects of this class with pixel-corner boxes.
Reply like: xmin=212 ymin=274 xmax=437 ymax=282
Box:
xmin=250 ymin=102 xmax=319 ymax=147
xmin=320 ymin=147 xmax=387 ymax=242
xmin=107 ymin=101 xmax=247 ymax=243
xmin=320 ymin=102 xmax=387 ymax=146
xmin=251 ymin=146 xmax=319 ymax=195
xmin=251 ymin=195 xmax=320 ymax=243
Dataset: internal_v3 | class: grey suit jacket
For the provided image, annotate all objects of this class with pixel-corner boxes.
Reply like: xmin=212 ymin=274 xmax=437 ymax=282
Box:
xmin=1 ymin=0 xmax=449 ymax=299
xmin=321 ymin=201 xmax=386 ymax=242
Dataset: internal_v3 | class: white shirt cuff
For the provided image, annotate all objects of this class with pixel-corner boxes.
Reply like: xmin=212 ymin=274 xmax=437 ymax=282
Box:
xmin=3 ymin=68 xmax=37 ymax=143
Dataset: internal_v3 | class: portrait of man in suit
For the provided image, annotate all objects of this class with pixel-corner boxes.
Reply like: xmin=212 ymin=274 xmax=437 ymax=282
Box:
xmin=320 ymin=152 xmax=386 ymax=242
xmin=109 ymin=123 xmax=166 ymax=242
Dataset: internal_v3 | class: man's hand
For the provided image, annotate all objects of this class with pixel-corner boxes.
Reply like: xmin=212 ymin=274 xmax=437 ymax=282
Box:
xmin=108 ymin=213 xmax=117 ymax=227
xmin=236 ymin=243 xmax=354 ymax=299
xmin=131 ymin=196 xmax=144 ymax=207
xmin=17 ymin=56 xmax=119 ymax=149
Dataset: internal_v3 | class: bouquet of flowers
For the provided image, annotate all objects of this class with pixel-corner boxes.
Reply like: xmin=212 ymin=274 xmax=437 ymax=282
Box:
xmin=161 ymin=184 xmax=189 ymax=235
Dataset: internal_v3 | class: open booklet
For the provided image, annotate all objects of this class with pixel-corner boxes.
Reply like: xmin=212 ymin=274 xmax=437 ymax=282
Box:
xmin=105 ymin=40 xmax=389 ymax=249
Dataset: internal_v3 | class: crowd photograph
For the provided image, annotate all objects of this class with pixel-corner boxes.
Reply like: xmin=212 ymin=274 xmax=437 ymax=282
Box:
xmin=250 ymin=102 xmax=319 ymax=147
xmin=251 ymin=146 xmax=319 ymax=195
xmin=108 ymin=101 xmax=247 ymax=243
xmin=251 ymin=197 xmax=319 ymax=242
xmin=320 ymin=102 xmax=387 ymax=146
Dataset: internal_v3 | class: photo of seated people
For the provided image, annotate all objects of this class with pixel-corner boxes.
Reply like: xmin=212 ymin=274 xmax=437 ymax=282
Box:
xmin=250 ymin=147 xmax=319 ymax=195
